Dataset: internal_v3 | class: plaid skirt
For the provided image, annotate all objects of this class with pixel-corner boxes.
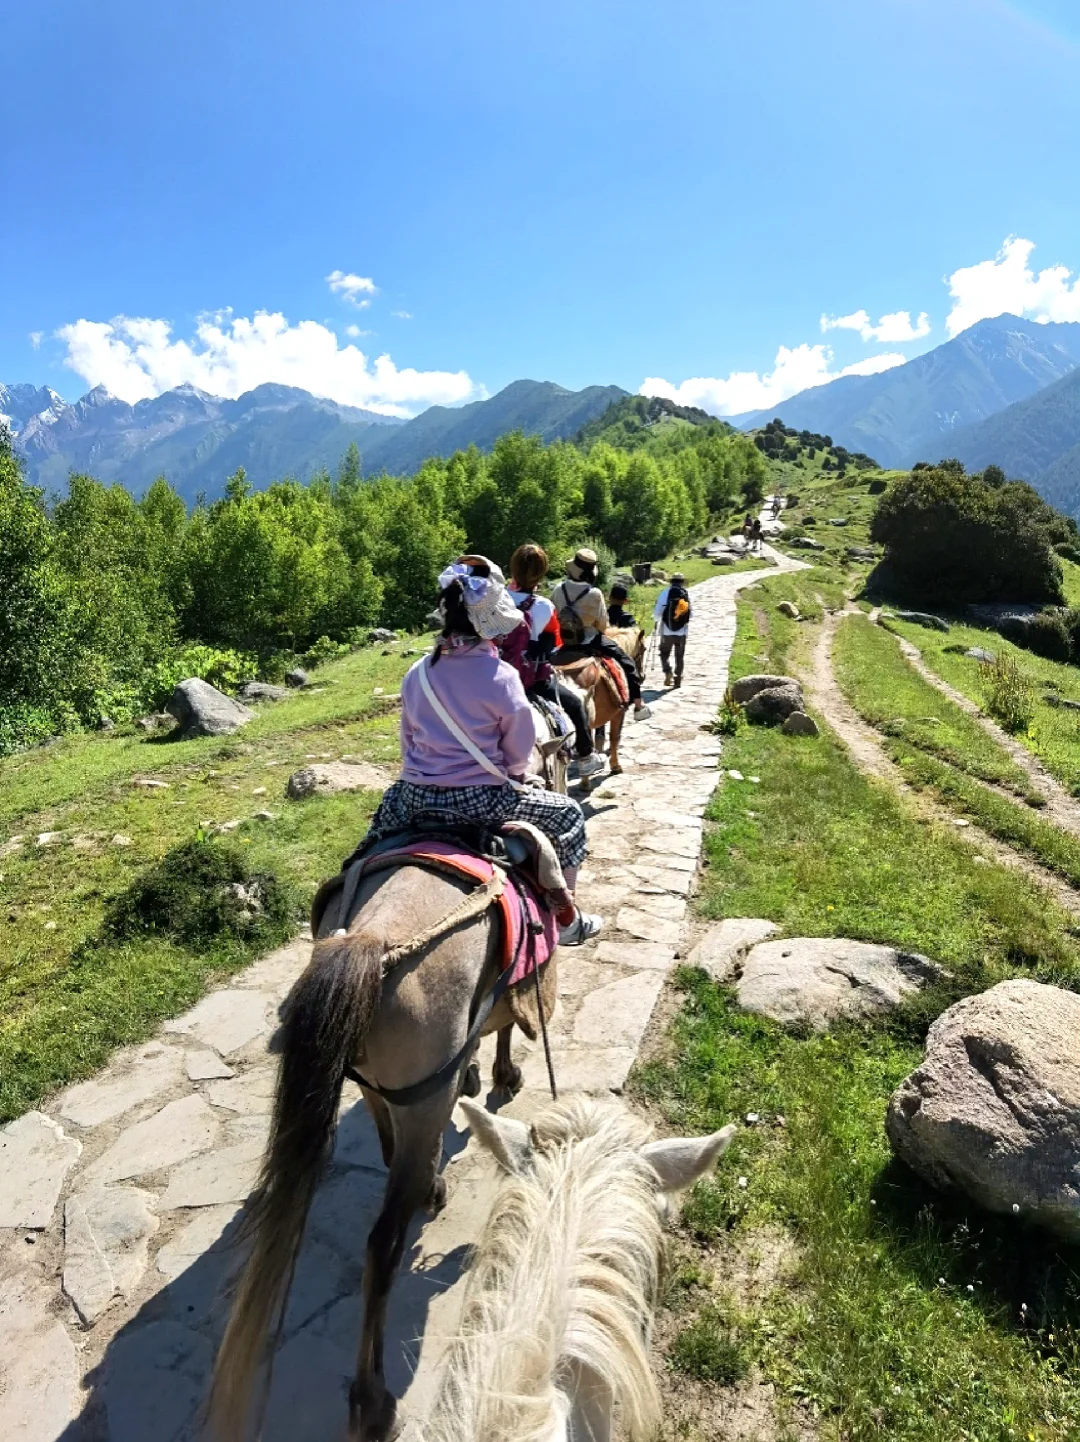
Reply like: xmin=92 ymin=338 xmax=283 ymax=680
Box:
xmin=369 ymin=779 xmax=588 ymax=869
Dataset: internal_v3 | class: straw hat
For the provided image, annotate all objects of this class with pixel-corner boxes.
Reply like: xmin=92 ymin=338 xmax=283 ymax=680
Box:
xmin=566 ymin=547 xmax=599 ymax=582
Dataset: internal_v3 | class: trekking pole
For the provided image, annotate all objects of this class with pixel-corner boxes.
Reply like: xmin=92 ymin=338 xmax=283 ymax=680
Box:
xmin=646 ymin=626 xmax=659 ymax=681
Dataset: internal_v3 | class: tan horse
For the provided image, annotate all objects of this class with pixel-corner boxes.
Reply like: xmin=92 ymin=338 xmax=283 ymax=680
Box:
xmin=208 ymin=770 xmax=567 ymax=1441
xmin=555 ymin=625 xmax=645 ymax=788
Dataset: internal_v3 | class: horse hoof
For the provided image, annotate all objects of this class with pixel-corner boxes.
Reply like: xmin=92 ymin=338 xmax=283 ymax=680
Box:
xmin=425 ymin=1175 xmax=448 ymax=1214
xmin=462 ymin=1061 xmax=481 ymax=1098
xmin=610 ymin=762 xmax=623 ymax=776
xmin=493 ymin=1063 xmax=523 ymax=1096
xmin=349 ymin=1385 xmax=400 ymax=1442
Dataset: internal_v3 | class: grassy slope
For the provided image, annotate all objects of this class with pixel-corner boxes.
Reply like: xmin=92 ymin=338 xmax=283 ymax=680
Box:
xmin=637 ymin=545 xmax=1080 ymax=1440
xmin=0 ymin=643 xmax=412 ymax=1118
xmin=883 ymin=614 xmax=1080 ymax=797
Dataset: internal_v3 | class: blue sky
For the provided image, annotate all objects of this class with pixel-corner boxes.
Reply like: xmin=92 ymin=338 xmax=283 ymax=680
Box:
xmin=3 ymin=0 xmax=1080 ymax=416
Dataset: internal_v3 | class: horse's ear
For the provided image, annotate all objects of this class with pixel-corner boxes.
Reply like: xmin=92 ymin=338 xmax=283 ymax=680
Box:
xmin=458 ymin=1099 xmax=534 ymax=1174
xmin=640 ymin=1124 xmax=737 ymax=1193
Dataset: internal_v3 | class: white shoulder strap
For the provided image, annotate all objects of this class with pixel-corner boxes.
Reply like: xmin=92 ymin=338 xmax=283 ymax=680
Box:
xmin=416 ymin=656 xmax=526 ymax=792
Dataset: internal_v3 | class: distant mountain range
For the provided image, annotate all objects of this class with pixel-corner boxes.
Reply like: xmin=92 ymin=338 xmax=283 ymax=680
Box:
xmin=1 ymin=378 xmax=627 ymax=502
xmin=729 ymin=315 xmax=1080 ymax=473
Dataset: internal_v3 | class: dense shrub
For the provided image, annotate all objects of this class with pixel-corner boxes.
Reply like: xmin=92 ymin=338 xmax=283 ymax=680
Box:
xmin=103 ymin=837 xmax=292 ymax=949
xmin=1024 ymin=610 xmax=1072 ymax=662
xmin=870 ymin=465 xmax=1064 ymax=606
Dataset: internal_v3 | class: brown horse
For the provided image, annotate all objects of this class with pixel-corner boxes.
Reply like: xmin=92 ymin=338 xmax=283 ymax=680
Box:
xmin=555 ymin=624 xmax=645 ymax=789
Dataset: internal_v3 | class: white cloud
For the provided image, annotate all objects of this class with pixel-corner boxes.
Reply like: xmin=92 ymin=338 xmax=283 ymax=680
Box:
xmin=344 ymin=324 xmax=373 ymax=339
xmin=392 ymin=310 xmax=413 ymax=320
xmin=56 ymin=311 xmax=479 ymax=417
xmin=29 ymin=330 xmax=44 ymax=349
xmin=326 ymin=269 xmax=377 ymax=309
xmin=821 ymin=308 xmax=931 ymax=343
xmin=641 ymin=344 xmax=906 ymax=417
xmin=945 ymin=236 xmax=1080 ymax=336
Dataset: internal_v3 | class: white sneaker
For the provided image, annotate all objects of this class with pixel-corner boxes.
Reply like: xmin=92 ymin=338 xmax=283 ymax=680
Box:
xmin=558 ymin=910 xmax=605 ymax=946
xmin=634 ymin=704 xmax=653 ymax=721
xmin=577 ymin=753 xmax=605 ymax=777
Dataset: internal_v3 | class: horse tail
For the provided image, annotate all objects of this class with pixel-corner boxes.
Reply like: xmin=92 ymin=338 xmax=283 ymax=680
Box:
xmin=207 ymin=931 xmax=384 ymax=1439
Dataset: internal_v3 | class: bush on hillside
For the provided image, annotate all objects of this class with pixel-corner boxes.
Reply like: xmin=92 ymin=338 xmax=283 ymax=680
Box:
xmin=869 ymin=464 xmax=1065 ymax=606
xmin=103 ymin=836 xmax=292 ymax=950
xmin=1024 ymin=610 xmax=1072 ymax=662
xmin=980 ymin=654 xmax=1035 ymax=734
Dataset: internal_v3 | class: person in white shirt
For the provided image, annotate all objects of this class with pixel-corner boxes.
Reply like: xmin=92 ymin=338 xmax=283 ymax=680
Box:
xmin=653 ymin=572 xmax=691 ymax=688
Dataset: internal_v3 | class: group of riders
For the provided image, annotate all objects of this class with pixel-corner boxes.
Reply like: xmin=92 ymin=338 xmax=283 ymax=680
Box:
xmin=365 ymin=544 xmax=692 ymax=948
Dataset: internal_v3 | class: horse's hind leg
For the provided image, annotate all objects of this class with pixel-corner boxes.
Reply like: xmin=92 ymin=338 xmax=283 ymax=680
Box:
xmin=609 ymin=710 xmax=625 ymax=775
xmin=492 ymin=1023 xmax=523 ymax=1094
xmin=349 ymin=1095 xmax=454 ymax=1442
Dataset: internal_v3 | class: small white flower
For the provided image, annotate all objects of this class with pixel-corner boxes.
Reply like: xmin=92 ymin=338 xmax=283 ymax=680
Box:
xmin=1012 ymin=1203 xmax=1020 ymax=1214
xmin=938 ymin=1277 xmax=946 ymax=1286
xmin=967 ymin=1284 xmax=974 ymax=1293
xmin=892 ymin=1385 xmax=902 ymax=1395
xmin=745 ymin=1112 xmax=759 ymax=1124
xmin=737 ymin=1176 xmax=748 ymax=1189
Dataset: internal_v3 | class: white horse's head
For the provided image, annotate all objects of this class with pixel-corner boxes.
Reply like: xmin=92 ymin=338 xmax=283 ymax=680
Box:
xmin=459 ymin=1097 xmax=736 ymax=1201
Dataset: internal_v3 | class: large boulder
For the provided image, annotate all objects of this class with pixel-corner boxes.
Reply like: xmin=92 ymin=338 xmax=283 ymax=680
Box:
xmin=166 ymin=680 xmax=253 ymax=740
xmin=886 ymin=980 xmax=1080 ymax=1238
xmin=782 ymin=710 xmax=819 ymax=737
xmin=745 ymin=684 xmax=804 ymax=725
xmin=730 ymin=674 xmax=800 ymax=705
xmin=237 ymin=681 xmax=289 ymax=703
xmin=892 ymin=610 xmax=950 ymax=633
xmin=286 ymin=762 xmax=390 ymax=800
xmin=737 ymin=938 xmax=943 ymax=1031
xmin=789 ymin=537 xmax=825 ymax=551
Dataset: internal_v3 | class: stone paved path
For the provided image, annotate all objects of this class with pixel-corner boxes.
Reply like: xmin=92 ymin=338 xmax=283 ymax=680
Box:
xmin=0 ymin=554 xmax=801 ymax=1442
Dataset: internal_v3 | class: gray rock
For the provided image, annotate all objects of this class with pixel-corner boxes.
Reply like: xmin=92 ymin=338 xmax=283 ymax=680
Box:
xmin=790 ymin=536 xmax=825 ymax=550
xmin=687 ymin=918 xmax=779 ymax=982
xmin=965 ymin=647 xmax=997 ymax=663
xmin=614 ymin=906 xmax=684 ymax=946
xmin=167 ymin=677 xmax=254 ymax=739
xmin=237 ymin=681 xmax=289 ymax=702
xmin=285 ymin=667 xmax=309 ymax=688
xmin=711 ymin=554 xmax=737 ymax=566
xmin=730 ymin=673 xmax=801 ymax=705
xmin=737 ymin=938 xmax=943 ymax=1030
xmin=185 ymin=1048 xmax=235 ymax=1081
xmin=58 ymin=1042 xmax=185 ymax=1128
xmin=286 ymin=761 xmax=389 ymax=799
xmin=828 ymin=517 xmax=849 ymax=526
xmin=155 ymin=1203 xmax=242 ymax=1280
xmin=846 ymin=546 xmax=876 ymax=560
xmin=777 ymin=601 xmax=801 ymax=619
xmin=163 ymin=987 xmax=275 ymax=1055
xmin=0 ymin=1111 xmax=82 ymax=1228
xmin=135 ymin=711 xmax=175 ymax=734
xmin=572 ymin=972 xmax=665 ymax=1050
xmin=595 ymin=939 xmax=674 ymax=972
xmin=159 ymin=1134 xmax=265 ymax=1209
xmin=0 ymin=1271 xmax=79 ymax=1439
xmin=63 ymin=1187 xmax=159 ymax=1324
xmin=80 ymin=1094 xmax=219 ymax=1187
xmin=368 ymin=627 xmax=398 ymax=644
xmin=893 ymin=610 xmax=950 ymax=632
xmin=887 ymin=979 xmax=1080 ymax=1238
xmin=98 ymin=715 xmax=115 ymax=731
xmin=104 ymin=1320 xmax=213 ymax=1442
xmin=745 ymin=683 xmax=804 ymax=725
xmin=782 ymin=710 xmax=820 ymax=737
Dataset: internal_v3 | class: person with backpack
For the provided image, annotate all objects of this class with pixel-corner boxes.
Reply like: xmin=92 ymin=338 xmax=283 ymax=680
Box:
xmin=505 ymin=543 xmax=604 ymax=779
xmin=550 ymin=548 xmax=650 ymax=719
xmin=653 ymin=571 xmax=691 ymax=688
xmin=365 ymin=553 xmax=603 ymax=945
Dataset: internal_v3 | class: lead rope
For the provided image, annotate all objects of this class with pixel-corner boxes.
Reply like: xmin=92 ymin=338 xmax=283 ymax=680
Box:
xmin=512 ymin=873 xmax=558 ymax=1101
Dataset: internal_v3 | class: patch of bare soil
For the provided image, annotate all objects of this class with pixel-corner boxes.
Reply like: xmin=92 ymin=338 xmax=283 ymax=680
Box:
xmin=653 ymin=1227 xmax=817 ymax=1442
xmin=804 ymin=608 xmax=1080 ymax=918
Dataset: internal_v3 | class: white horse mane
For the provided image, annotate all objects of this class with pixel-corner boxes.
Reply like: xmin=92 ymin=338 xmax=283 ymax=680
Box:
xmin=417 ymin=1098 xmax=664 ymax=1442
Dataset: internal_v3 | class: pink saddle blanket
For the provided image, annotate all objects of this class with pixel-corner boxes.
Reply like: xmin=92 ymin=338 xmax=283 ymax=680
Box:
xmin=371 ymin=840 xmax=558 ymax=987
